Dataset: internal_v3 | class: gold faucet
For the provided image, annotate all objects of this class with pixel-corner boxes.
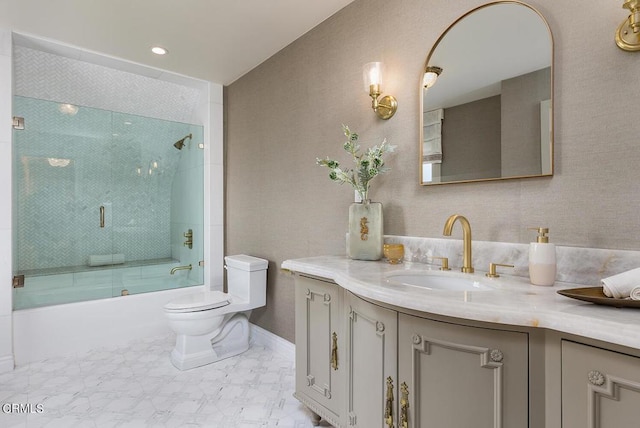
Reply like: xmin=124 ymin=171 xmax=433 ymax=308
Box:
xmin=170 ymin=264 xmax=192 ymax=275
xmin=442 ymin=214 xmax=474 ymax=273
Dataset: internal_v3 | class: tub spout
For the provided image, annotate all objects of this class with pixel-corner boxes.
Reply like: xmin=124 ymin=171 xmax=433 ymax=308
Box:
xmin=170 ymin=264 xmax=192 ymax=275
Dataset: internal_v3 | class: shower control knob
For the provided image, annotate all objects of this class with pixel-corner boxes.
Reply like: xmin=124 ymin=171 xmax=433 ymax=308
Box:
xmin=183 ymin=229 xmax=193 ymax=249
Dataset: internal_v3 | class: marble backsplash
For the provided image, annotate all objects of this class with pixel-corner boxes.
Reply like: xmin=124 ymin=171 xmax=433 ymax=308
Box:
xmin=383 ymin=235 xmax=640 ymax=286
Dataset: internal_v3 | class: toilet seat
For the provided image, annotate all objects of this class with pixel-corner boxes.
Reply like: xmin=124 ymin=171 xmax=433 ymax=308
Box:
xmin=164 ymin=291 xmax=231 ymax=313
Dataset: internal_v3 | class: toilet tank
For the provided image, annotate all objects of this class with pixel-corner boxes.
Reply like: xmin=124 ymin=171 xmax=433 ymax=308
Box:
xmin=224 ymin=255 xmax=268 ymax=307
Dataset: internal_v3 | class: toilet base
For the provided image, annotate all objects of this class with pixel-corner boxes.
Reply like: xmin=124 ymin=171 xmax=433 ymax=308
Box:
xmin=170 ymin=312 xmax=250 ymax=370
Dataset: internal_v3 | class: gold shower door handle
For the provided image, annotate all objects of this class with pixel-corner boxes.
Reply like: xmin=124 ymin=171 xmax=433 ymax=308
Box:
xmin=100 ymin=205 xmax=105 ymax=228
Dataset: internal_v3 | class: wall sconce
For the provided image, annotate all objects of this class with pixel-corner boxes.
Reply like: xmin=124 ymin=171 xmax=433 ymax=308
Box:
xmin=423 ymin=66 xmax=443 ymax=89
xmin=616 ymin=0 xmax=640 ymax=51
xmin=363 ymin=62 xmax=398 ymax=120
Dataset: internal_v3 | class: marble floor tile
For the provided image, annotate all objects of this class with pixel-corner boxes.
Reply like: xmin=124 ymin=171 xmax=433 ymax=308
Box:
xmin=0 ymin=333 xmax=327 ymax=427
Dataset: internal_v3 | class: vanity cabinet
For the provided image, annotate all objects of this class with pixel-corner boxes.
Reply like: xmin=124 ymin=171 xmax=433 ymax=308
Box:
xmin=294 ymin=275 xmax=344 ymax=427
xmin=398 ymin=313 xmax=529 ymax=428
xmin=294 ymin=275 xmax=529 ymax=427
xmin=561 ymin=340 xmax=640 ymax=428
xmin=287 ymin=258 xmax=640 ymax=428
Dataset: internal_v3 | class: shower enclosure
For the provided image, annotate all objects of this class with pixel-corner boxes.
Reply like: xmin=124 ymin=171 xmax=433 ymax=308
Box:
xmin=11 ymin=48 xmax=206 ymax=310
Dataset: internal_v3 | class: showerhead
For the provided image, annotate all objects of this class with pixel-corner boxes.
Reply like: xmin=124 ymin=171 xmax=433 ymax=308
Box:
xmin=173 ymin=133 xmax=192 ymax=150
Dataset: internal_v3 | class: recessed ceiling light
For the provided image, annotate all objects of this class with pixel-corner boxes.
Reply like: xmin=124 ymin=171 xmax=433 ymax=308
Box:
xmin=151 ymin=46 xmax=168 ymax=55
xmin=48 ymin=158 xmax=71 ymax=167
xmin=58 ymin=103 xmax=78 ymax=115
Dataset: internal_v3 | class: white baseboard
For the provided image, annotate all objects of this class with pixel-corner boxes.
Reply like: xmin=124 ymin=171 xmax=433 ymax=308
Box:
xmin=0 ymin=355 xmax=15 ymax=374
xmin=249 ymin=323 xmax=294 ymax=359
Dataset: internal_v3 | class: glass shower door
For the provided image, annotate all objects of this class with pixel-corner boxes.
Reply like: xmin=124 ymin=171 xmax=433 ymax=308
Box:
xmin=13 ymin=97 xmax=115 ymax=307
xmin=107 ymin=112 xmax=205 ymax=297
xmin=12 ymin=97 xmax=205 ymax=309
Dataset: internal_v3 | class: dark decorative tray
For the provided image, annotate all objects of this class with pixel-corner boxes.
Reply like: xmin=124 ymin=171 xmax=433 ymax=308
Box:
xmin=557 ymin=287 xmax=640 ymax=308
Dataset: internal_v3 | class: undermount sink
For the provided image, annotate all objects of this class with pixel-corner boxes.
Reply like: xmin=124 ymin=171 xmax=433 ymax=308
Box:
xmin=386 ymin=271 xmax=494 ymax=292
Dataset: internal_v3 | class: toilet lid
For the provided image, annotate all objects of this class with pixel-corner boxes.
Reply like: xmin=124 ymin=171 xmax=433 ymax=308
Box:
xmin=164 ymin=291 xmax=231 ymax=313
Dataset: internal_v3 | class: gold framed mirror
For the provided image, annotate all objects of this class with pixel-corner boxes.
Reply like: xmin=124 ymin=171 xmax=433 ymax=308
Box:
xmin=420 ymin=1 xmax=553 ymax=185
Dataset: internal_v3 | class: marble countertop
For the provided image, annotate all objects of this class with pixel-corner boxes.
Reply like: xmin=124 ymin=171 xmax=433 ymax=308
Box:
xmin=282 ymin=255 xmax=640 ymax=350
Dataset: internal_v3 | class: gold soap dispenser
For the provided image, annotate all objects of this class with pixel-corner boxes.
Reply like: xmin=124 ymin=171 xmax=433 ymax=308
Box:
xmin=528 ymin=227 xmax=557 ymax=286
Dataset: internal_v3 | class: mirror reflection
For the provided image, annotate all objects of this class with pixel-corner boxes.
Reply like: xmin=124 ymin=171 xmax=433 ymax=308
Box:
xmin=420 ymin=1 xmax=553 ymax=185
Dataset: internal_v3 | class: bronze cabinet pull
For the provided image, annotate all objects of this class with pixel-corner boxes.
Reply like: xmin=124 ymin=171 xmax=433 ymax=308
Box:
xmin=400 ymin=382 xmax=409 ymax=428
xmin=385 ymin=376 xmax=395 ymax=428
xmin=331 ymin=332 xmax=338 ymax=370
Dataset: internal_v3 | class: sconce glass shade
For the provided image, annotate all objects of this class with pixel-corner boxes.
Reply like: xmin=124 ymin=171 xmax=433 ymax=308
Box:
xmin=363 ymin=61 xmax=397 ymax=120
xmin=423 ymin=66 xmax=443 ymax=89
xmin=363 ymin=62 xmax=384 ymax=92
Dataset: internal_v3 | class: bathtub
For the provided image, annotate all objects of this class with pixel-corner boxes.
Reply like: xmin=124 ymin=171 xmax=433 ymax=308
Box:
xmin=12 ymin=262 xmax=206 ymax=365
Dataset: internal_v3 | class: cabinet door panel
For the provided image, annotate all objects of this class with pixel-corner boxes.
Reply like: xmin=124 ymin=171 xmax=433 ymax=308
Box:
xmin=346 ymin=292 xmax=397 ymax=427
xmin=562 ymin=340 xmax=640 ymax=428
xmin=295 ymin=275 xmax=343 ymax=423
xmin=398 ymin=313 xmax=528 ymax=428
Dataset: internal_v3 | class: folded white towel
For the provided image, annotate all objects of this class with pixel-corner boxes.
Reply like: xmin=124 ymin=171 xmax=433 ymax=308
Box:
xmin=88 ymin=254 xmax=125 ymax=267
xmin=631 ymin=286 xmax=640 ymax=301
xmin=601 ymin=267 xmax=640 ymax=299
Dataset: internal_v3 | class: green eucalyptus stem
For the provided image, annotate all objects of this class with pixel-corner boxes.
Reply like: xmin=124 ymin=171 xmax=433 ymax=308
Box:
xmin=316 ymin=125 xmax=396 ymax=202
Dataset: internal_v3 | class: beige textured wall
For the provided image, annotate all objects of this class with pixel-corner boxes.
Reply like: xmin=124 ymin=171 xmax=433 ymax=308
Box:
xmin=226 ymin=0 xmax=639 ymax=342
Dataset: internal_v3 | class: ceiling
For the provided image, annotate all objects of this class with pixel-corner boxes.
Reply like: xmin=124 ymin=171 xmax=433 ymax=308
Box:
xmin=424 ymin=3 xmax=552 ymax=110
xmin=0 ymin=0 xmax=356 ymax=85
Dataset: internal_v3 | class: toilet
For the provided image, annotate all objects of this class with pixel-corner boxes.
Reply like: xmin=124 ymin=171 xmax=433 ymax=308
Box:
xmin=163 ymin=254 xmax=268 ymax=370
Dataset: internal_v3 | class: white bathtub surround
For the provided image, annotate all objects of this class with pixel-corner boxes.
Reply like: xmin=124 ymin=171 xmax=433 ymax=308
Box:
xmin=12 ymin=285 xmax=213 ymax=365
xmin=282 ymin=253 xmax=640 ymax=351
xmin=0 ymin=322 xmax=12 ymax=373
xmin=383 ymin=235 xmax=640 ymax=286
xmin=0 ymin=330 xmax=320 ymax=427
xmin=0 ymin=28 xmax=13 ymax=375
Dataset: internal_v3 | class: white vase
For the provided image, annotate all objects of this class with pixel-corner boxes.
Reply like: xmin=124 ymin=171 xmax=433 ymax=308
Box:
xmin=348 ymin=200 xmax=383 ymax=261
